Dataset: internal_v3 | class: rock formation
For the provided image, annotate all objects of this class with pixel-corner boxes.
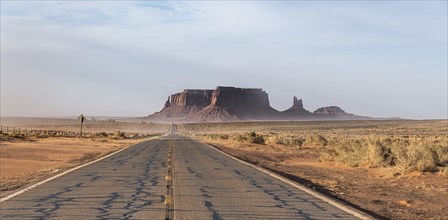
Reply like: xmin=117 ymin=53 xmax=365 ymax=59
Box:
xmin=314 ymin=106 xmax=350 ymax=115
xmin=281 ymin=96 xmax=311 ymax=116
xmin=188 ymin=87 xmax=278 ymax=121
xmin=148 ymin=86 xmax=366 ymax=122
xmin=150 ymin=89 xmax=213 ymax=119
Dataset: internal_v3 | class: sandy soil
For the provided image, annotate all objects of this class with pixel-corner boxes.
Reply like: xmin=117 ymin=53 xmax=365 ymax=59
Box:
xmin=0 ymin=117 xmax=169 ymax=133
xmin=201 ymin=140 xmax=448 ymax=220
xmin=0 ymin=137 xmax=147 ymax=196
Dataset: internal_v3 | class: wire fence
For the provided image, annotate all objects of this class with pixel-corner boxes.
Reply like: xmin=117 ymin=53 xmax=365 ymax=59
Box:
xmin=0 ymin=125 xmax=85 ymax=137
xmin=0 ymin=125 xmax=159 ymax=139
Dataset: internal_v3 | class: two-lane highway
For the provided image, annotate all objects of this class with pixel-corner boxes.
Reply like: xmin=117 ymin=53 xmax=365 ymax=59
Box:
xmin=1 ymin=135 xmax=369 ymax=219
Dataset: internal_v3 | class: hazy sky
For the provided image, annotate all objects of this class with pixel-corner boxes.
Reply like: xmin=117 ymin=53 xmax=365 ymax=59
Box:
xmin=1 ymin=1 xmax=447 ymax=119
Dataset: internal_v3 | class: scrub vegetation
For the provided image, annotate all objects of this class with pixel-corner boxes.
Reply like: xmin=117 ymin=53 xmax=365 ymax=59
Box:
xmin=184 ymin=120 xmax=448 ymax=175
xmin=182 ymin=120 xmax=448 ymax=220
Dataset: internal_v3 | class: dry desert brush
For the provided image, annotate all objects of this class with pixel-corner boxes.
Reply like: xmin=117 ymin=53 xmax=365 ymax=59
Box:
xmin=319 ymin=136 xmax=448 ymax=174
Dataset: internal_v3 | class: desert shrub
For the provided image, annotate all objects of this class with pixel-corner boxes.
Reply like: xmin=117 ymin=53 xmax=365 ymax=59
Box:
xmin=12 ymin=132 xmax=26 ymax=140
xmin=234 ymin=134 xmax=248 ymax=143
xmin=319 ymin=136 xmax=447 ymax=174
xmin=290 ymin=138 xmax=304 ymax=147
xmin=129 ymin=133 xmax=139 ymax=139
xmin=219 ymin=134 xmax=229 ymax=140
xmin=274 ymin=136 xmax=288 ymax=145
xmin=430 ymin=139 xmax=448 ymax=166
xmin=333 ymin=139 xmax=367 ymax=167
xmin=112 ymin=131 xmax=127 ymax=139
xmin=304 ymin=135 xmax=327 ymax=147
xmin=267 ymin=135 xmax=304 ymax=147
xmin=318 ymin=146 xmax=337 ymax=162
xmin=250 ymin=135 xmax=265 ymax=145
xmin=366 ymin=140 xmax=394 ymax=167
xmin=95 ymin=132 xmax=108 ymax=138
xmin=265 ymin=135 xmax=279 ymax=145
xmin=393 ymin=138 xmax=439 ymax=174
xmin=232 ymin=132 xmax=265 ymax=144
xmin=320 ymin=138 xmax=393 ymax=167
xmin=246 ymin=132 xmax=265 ymax=144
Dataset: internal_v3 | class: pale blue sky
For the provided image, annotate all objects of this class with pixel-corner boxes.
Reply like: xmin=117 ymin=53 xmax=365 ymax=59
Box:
xmin=1 ymin=1 xmax=447 ymax=119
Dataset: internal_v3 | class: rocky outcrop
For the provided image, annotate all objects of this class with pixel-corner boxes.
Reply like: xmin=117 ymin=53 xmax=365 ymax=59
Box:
xmin=164 ymin=89 xmax=213 ymax=108
xmin=188 ymin=87 xmax=278 ymax=121
xmin=281 ymin=96 xmax=311 ymax=116
xmin=314 ymin=106 xmax=350 ymax=115
xmin=150 ymin=89 xmax=213 ymax=119
xmin=148 ymin=86 xmax=367 ymax=122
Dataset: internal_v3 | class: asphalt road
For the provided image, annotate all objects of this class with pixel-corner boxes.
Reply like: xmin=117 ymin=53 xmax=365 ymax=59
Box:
xmin=1 ymin=135 xmax=365 ymax=219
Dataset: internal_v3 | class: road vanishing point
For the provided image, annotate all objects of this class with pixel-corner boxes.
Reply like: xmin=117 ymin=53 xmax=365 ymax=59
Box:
xmin=0 ymin=127 xmax=373 ymax=220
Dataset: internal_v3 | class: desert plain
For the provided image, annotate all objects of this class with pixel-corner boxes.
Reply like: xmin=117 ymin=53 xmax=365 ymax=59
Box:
xmin=0 ymin=117 xmax=447 ymax=219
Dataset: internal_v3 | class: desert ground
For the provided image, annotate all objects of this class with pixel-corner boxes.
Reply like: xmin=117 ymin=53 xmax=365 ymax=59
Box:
xmin=0 ymin=117 xmax=169 ymax=196
xmin=180 ymin=120 xmax=448 ymax=220
xmin=1 ymin=117 xmax=167 ymax=133
xmin=1 ymin=118 xmax=446 ymax=219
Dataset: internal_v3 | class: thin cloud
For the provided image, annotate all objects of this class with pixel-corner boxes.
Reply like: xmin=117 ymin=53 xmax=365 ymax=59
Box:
xmin=1 ymin=1 xmax=446 ymax=118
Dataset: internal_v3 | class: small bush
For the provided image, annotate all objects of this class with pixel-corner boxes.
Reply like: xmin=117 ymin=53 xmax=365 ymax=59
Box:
xmin=250 ymin=136 xmax=265 ymax=145
xmin=393 ymin=139 xmax=439 ymax=174
xmin=290 ymin=138 xmax=304 ymax=147
xmin=334 ymin=140 xmax=366 ymax=167
xmin=265 ymin=136 xmax=279 ymax=145
xmin=232 ymin=132 xmax=265 ymax=144
xmin=305 ymin=135 xmax=327 ymax=147
xmin=366 ymin=140 xmax=394 ymax=167
xmin=234 ymin=134 xmax=248 ymax=143
xmin=319 ymin=147 xmax=337 ymax=162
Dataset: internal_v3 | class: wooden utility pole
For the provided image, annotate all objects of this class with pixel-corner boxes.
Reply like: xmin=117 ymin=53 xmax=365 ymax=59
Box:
xmin=78 ymin=114 xmax=86 ymax=137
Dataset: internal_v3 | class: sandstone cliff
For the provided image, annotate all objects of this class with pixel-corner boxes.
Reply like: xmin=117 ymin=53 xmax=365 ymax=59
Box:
xmin=150 ymin=89 xmax=213 ymax=119
xmin=188 ymin=87 xmax=278 ymax=121
xmin=148 ymin=86 xmax=367 ymax=122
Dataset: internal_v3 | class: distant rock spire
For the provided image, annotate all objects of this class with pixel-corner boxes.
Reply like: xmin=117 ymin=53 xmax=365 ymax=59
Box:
xmin=291 ymin=96 xmax=303 ymax=110
xmin=164 ymin=96 xmax=171 ymax=108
